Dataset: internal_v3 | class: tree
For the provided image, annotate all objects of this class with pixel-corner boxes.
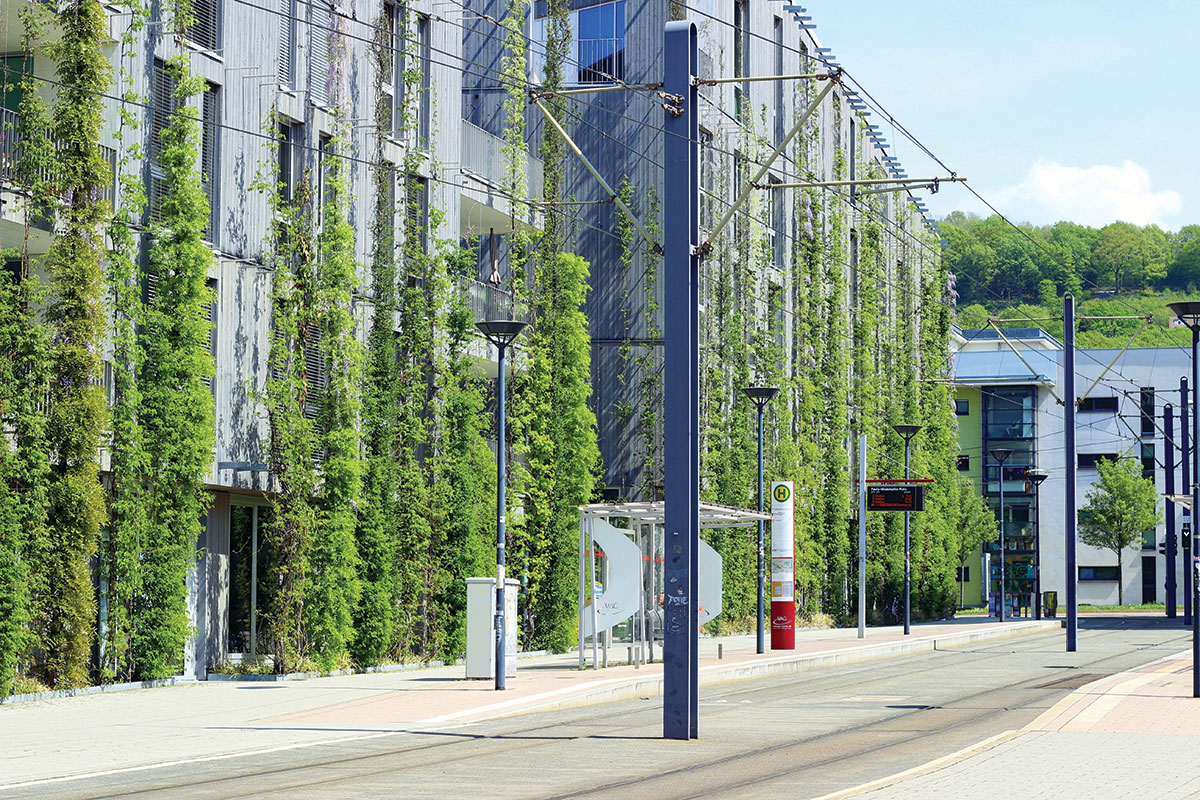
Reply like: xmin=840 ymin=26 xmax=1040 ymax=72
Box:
xmin=1078 ymin=457 xmax=1161 ymax=605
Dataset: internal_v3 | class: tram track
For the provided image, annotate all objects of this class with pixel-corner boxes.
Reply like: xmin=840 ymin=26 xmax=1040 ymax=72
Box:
xmin=25 ymin=620 xmax=1188 ymax=799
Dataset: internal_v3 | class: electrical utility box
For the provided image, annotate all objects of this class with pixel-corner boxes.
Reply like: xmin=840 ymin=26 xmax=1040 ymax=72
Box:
xmin=465 ymin=577 xmax=519 ymax=679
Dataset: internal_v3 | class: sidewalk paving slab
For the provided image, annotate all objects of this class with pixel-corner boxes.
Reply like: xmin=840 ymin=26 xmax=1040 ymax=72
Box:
xmin=821 ymin=646 xmax=1200 ymax=800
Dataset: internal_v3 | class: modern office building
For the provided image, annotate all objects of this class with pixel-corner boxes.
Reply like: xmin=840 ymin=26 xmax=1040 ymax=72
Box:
xmin=953 ymin=327 xmax=1190 ymax=611
xmin=2 ymin=0 xmax=939 ymax=679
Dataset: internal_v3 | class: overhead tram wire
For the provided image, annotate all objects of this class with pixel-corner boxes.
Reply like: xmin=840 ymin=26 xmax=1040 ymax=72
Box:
xmin=10 ymin=10 xmax=1150 ymax=390
xmin=669 ymin=0 xmax=1194 ymax=352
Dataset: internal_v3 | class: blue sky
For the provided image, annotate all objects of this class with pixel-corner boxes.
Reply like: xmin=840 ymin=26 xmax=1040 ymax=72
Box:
xmin=805 ymin=1 xmax=1200 ymax=231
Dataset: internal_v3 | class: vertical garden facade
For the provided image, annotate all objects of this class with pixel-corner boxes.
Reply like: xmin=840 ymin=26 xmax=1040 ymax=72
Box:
xmin=1 ymin=0 xmax=979 ymax=694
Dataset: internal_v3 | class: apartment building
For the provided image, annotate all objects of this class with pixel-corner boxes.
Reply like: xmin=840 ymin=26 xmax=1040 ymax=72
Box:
xmin=953 ymin=327 xmax=1190 ymax=612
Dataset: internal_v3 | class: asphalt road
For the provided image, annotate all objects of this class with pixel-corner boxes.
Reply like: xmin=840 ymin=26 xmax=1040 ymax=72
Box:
xmin=10 ymin=616 xmax=1191 ymax=800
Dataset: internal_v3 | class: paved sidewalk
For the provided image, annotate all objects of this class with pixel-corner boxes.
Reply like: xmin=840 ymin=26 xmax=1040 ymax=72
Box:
xmin=0 ymin=617 xmax=1053 ymax=789
xmin=828 ymin=646 xmax=1200 ymax=800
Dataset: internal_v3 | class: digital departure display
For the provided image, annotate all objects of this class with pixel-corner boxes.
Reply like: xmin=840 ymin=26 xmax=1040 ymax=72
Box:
xmin=866 ymin=485 xmax=926 ymax=512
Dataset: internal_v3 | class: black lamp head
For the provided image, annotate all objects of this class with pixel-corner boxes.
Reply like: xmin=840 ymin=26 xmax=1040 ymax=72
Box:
xmin=1024 ymin=468 xmax=1049 ymax=487
xmin=1168 ymin=301 xmax=1200 ymax=330
xmin=989 ymin=448 xmax=1014 ymax=463
xmin=893 ymin=424 xmax=922 ymax=440
xmin=743 ymin=385 xmax=780 ymax=408
xmin=476 ymin=319 xmax=529 ymax=348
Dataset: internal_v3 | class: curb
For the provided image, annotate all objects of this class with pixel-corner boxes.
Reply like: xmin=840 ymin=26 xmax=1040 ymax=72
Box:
xmin=492 ymin=621 xmax=1062 ymax=720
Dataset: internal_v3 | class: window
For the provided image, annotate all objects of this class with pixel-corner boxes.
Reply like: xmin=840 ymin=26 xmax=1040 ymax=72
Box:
xmin=318 ymin=134 xmax=334 ymax=223
xmin=416 ymin=14 xmax=431 ymax=147
xmin=957 ymin=454 xmax=970 ymax=471
xmin=406 ymin=173 xmax=428 ymax=256
xmin=733 ymin=151 xmax=746 ymax=250
xmin=770 ymin=176 xmax=785 ymax=268
xmin=773 ymin=16 xmax=783 ymax=145
xmin=201 ymin=83 xmax=220 ymax=242
xmin=1078 ymin=396 xmax=1118 ymax=413
xmin=1 ymin=55 xmax=30 ymax=115
xmin=1078 ymin=453 xmax=1118 ymax=469
xmin=278 ymin=0 xmax=297 ymax=89
xmin=733 ymin=0 xmax=748 ymax=121
xmin=1142 ymin=529 xmax=1156 ymax=550
xmin=1079 ymin=566 xmax=1120 ymax=581
xmin=382 ymin=2 xmax=402 ymax=137
xmin=983 ymin=386 xmax=1034 ymax=440
xmin=1141 ymin=442 xmax=1155 ymax=478
xmin=277 ymin=120 xmax=304 ymax=203
xmin=148 ymin=59 xmax=178 ymax=223
xmin=188 ymin=0 xmax=221 ymax=51
xmin=1141 ymin=387 xmax=1155 ymax=436
xmin=955 ymin=399 xmax=970 ymax=416
xmin=577 ymin=0 xmax=625 ymax=83
xmin=202 ymin=279 xmax=218 ymax=392
xmin=309 ymin=0 xmax=332 ymax=106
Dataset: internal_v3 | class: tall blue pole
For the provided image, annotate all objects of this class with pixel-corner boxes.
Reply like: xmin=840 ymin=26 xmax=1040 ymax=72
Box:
xmin=1184 ymin=377 xmax=1192 ymax=625
xmin=1192 ymin=328 xmax=1199 ymax=638
xmin=1167 ymin=403 xmax=1177 ymax=618
xmin=1065 ymin=295 xmax=1078 ymax=651
xmin=904 ymin=440 xmax=911 ymax=634
xmin=495 ymin=341 xmax=508 ymax=691
xmin=663 ymin=20 xmax=699 ymax=741
xmin=756 ymin=405 xmax=765 ymax=654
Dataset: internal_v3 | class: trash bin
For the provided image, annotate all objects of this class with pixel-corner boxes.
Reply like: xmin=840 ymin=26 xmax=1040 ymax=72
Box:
xmin=1042 ymin=591 xmax=1058 ymax=619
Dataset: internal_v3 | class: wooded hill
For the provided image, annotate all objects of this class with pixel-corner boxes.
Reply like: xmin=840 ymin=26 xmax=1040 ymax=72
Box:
xmin=942 ymin=212 xmax=1200 ymax=347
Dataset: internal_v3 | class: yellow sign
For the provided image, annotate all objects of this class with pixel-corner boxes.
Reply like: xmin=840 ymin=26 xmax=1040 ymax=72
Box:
xmin=773 ymin=484 xmax=791 ymax=503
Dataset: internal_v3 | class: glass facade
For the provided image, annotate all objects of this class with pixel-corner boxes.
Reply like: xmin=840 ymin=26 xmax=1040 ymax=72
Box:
xmin=982 ymin=386 xmax=1038 ymax=616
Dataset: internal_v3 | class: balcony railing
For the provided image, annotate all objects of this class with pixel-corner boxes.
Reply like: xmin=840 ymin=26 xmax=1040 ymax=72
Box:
xmin=1 ymin=107 xmax=117 ymax=208
xmin=460 ymin=120 xmax=543 ymax=201
xmin=455 ymin=275 xmax=515 ymax=323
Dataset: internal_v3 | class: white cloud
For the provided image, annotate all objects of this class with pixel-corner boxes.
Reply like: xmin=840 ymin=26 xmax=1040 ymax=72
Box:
xmin=995 ymin=160 xmax=1181 ymax=228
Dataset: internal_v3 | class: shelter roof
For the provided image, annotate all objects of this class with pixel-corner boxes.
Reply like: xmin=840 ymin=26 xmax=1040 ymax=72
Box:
xmin=578 ymin=501 xmax=770 ymax=528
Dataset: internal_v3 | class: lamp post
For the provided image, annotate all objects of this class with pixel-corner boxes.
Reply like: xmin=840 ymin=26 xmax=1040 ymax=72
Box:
xmin=477 ymin=319 xmax=528 ymax=691
xmin=744 ymin=386 xmax=779 ymax=655
xmin=1025 ymin=468 xmax=1049 ymax=620
xmin=894 ymin=424 xmax=922 ymax=635
xmin=1168 ymin=302 xmax=1200 ymax=692
xmin=989 ymin=448 xmax=1014 ymax=622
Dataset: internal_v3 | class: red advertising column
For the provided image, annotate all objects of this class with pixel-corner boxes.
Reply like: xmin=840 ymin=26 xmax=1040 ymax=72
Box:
xmin=770 ymin=481 xmax=795 ymax=649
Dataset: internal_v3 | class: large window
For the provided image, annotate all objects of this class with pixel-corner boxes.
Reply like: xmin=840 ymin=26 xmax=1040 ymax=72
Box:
xmin=382 ymin=2 xmax=403 ymax=137
xmin=188 ymin=0 xmax=221 ymax=51
xmin=1140 ymin=387 xmax=1155 ymax=436
xmin=148 ymin=59 xmax=177 ymax=223
xmin=278 ymin=0 xmax=297 ymax=89
xmin=416 ymin=14 xmax=431 ymax=147
xmin=1078 ymin=396 xmax=1118 ymax=413
xmin=983 ymin=386 xmax=1034 ymax=440
xmin=577 ymin=0 xmax=625 ymax=83
xmin=201 ymin=83 xmax=221 ymax=242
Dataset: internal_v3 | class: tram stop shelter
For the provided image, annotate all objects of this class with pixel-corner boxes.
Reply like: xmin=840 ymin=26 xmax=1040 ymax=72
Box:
xmin=577 ymin=501 xmax=770 ymax=670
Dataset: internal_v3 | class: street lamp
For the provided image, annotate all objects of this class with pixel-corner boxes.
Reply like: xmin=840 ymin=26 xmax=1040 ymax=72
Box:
xmin=1025 ymin=468 xmax=1049 ymax=621
xmin=1168 ymin=301 xmax=1200 ymax=695
xmin=989 ymin=448 xmax=1014 ymax=622
xmin=744 ymin=385 xmax=779 ymax=655
xmin=477 ymin=319 xmax=528 ymax=691
xmin=894 ymin=424 xmax=922 ymax=635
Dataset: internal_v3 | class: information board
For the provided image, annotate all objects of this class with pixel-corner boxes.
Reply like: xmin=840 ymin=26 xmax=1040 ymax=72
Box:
xmin=866 ymin=485 xmax=926 ymax=512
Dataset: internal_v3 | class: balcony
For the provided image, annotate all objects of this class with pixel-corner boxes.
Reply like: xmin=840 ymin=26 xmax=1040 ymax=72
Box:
xmin=455 ymin=275 xmax=515 ymax=324
xmin=1 ymin=107 xmax=117 ymax=253
xmin=459 ymin=120 xmax=543 ymax=235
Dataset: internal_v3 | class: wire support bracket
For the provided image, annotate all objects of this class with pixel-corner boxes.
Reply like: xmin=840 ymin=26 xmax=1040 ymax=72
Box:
xmin=987 ymin=318 xmax=1064 ymax=405
xmin=533 ymin=82 xmax=665 ymax=99
xmin=533 ymin=97 xmax=663 ymax=255
xmin=693 ymin=72 xmax=833 ymax=86
xmin=697 ymin=76 xmax=837 ymax=257
xmin=1075 ymin=317 xmax=1150 ymax=408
